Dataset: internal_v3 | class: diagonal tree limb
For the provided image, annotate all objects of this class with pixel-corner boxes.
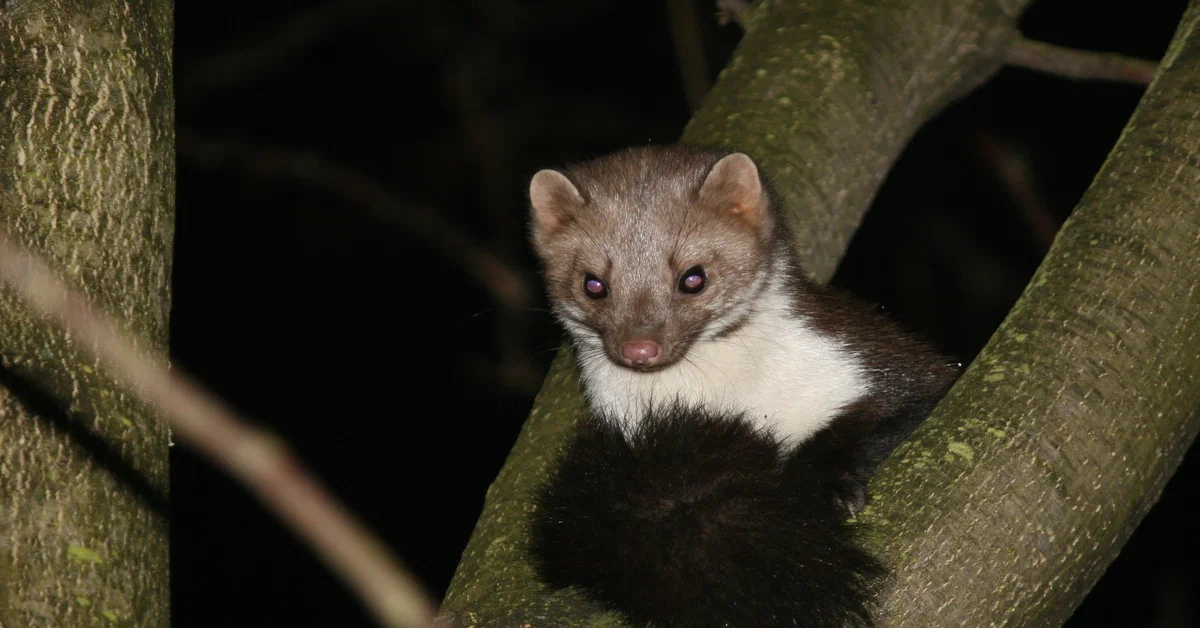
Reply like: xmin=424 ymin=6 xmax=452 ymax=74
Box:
xmin=865 ymin=3 xmax=1200 ymax=624
xmin=0 ymin=234 xmax=436 ymax=628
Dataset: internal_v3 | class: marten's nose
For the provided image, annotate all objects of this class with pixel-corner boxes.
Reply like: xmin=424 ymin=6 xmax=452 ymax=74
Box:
xmin=621 ymin=340 xmax=661 ymax=367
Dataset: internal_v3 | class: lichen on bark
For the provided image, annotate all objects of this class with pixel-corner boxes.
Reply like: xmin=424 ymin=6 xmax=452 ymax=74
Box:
xmin=863 ymin=3 xmax=1200 ymax=624
xmin=0 ymin=1 xmax=174 ymax=625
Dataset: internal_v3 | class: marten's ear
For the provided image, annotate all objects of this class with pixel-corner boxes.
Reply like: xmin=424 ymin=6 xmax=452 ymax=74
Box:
xmin=529 ymin=169 xmax=585 ymax=250
xmin=698 ymin=153 xmax=770 ymax=235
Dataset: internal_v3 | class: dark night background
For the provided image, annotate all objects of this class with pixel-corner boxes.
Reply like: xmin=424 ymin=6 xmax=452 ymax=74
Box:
xmin=172 ymin=1 xmax=1197 ymax=626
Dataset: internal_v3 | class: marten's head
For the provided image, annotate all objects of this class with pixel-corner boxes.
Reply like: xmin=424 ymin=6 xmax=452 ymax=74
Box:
xmin=528 ymin=146 xmax=783 ymax=371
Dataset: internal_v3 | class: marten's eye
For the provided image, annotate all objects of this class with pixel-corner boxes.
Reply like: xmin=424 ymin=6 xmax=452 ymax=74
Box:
xmin=583 ymin=273 xmax=608 ymax=299
xmin=678 ymin=266 xmax=706 ymax=295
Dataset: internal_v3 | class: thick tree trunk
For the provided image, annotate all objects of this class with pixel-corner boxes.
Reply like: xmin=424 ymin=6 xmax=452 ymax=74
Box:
xmin=0 ymin=1 xmax=174 ymax=626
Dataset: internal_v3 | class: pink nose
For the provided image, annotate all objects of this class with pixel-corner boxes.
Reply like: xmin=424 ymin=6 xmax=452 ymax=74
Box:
xmin=621 ymin=340 xmax=661 ymax=366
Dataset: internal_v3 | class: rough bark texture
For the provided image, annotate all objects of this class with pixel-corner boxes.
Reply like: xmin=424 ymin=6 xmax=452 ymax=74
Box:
xmin=438 ymin=1 xmax=1037 ymax=626
xmin=681 ymin=0 xmax=1026 ymax=283
xmin=0 ymin=1 xmax=174 ymax=626
xmin=863 ymin=3 xmax=1200 ymax=624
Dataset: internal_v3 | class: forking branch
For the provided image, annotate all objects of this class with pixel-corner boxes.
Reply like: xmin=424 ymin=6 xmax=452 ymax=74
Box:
xmin=715 ymin=0 xmax=1159 ymax=86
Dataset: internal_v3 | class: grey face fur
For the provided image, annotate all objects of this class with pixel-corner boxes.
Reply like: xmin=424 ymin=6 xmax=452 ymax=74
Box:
xmin=529 ymin=146 xmax=779 ymax=371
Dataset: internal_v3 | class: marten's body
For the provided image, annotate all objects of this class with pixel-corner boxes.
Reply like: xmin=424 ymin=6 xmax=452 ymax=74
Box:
xmin=526 ymin=146 xmax=959 ymax=628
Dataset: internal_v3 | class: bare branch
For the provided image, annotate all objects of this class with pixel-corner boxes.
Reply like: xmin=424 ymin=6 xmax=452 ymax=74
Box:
xmin=715 ymin=0 xmax=749 ymax=28
xmin=0 ymin=233 xmax=436 ymax=628
xmin=179 ymin=0 xmax=394 ymax=99
xmin=466 ymin=353 xmax=545 ymax=398
xmin=973 ymin=129 xmax=1058 ymax=253
xmin=1005 ymin=37 xmax=1158 ymax=85
xmin=715 ymin=9 xmax=1157 ymax=87
xmin=177 ymin=130 xmax=535 ymax=312
xmin=667 ymin=0 xmax=712 ymax=110
xmin=440 ymin=55 xmax=541 ymax=385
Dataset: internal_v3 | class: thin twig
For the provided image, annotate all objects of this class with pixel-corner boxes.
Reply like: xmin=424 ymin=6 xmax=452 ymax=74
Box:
xmin=0 ymin=233 xmax=436 ymax=628
xmin=667 ymin=0 xmax=712 ymax=110
xmin=715 ymin=0 xmax=749 ymax=28
xmin=1005 ymin=38 xmax=1158 ymax=85
xmin=179 ymin=0 xmax=394 ymax=99
xmin=441 ymin=56 xmax=539 ymax=394
xmin=177 ymin=130 xmax=535 ymax=312
xmin=974 ymin=129 xmax=1058 ymax=253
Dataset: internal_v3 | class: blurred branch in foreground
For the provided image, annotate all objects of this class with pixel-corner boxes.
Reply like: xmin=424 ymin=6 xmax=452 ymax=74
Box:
xmin=0 ymin=233 xmax=436 ymax=628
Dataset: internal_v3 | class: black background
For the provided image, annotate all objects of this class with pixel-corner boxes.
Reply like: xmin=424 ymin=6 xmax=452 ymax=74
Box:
xmin=173 ymin=1 xmax=1197 ymax=626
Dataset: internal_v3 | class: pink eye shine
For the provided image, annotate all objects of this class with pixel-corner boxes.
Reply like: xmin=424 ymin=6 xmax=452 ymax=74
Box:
xmin=584 ymin=274 xmax=608 ymax=299
xmin=678 ymin=265 xmax=706 ymax=294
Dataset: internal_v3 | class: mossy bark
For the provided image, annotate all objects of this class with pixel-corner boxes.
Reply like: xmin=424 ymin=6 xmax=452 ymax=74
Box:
xmin=863 ymin=3 xmax=1200 ymax=624
xmin=438 ymin=1 xmax=1043 ymax=626
xmin=0 ymin=1 xmax=173 ymax=626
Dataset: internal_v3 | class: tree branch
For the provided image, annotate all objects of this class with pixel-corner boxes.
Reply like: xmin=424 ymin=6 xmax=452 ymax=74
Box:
xmin=179 ymin=0 xmax=394 ymax=99
xmin=973 ymin=129 xmax=1058 ymax=253
xmin=1005 ymin=37 xmax=1159 ymax=85
xmin=714 ymin=0 xmax=749 ymax=28
xmin=0 ymin=233 xmax=436 ymax=628
xmin=667 ymin=0 xmax=712 ymax=110
xmin=177 ymin=130 xmax=535 ymax=312
xmin=716 ymin=4 xmax=1159 ymax=86
xmin=867 ymin=3 xmax=1200 ymax=624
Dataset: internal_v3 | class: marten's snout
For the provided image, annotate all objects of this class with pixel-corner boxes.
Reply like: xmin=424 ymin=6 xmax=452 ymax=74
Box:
xmin=621 ymin=340 xmax=661 ymax=368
